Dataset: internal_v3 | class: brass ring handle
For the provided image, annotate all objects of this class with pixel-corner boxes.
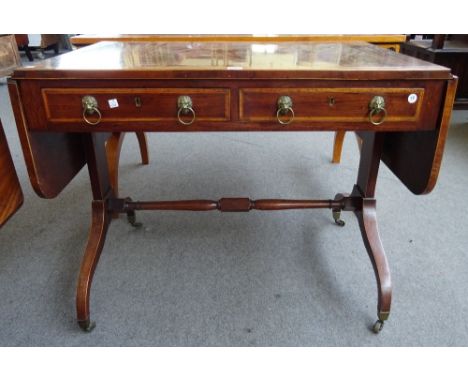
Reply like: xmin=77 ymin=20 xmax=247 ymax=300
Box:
xmin=369 ymin=107 xmax=387 ymax=126
xmin=82 ymin=107 xmax=102 ymax=125
xmin=177 ymin=95 xmax=196 ymax=125
xmin=82 ymin=95 xmax=102 ymax=126
xmin=276 ymin=107 xmax=295 ymax=125
xmin=368 ymin=96 xmax=387 ymax=126
xmin=177 ymin=106 xmax=196 ymax=125
xmin=277 ymin=95 xmax=295 ymax=125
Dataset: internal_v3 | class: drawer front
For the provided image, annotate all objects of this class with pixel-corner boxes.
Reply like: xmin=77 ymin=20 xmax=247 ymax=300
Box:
xmin=42 ymin=88 xmax=231 ymax=123
xmin=239 ymin=88 xmax=425 ymax=123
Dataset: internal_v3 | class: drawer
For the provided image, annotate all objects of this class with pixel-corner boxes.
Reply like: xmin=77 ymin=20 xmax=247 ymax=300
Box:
xmin=239 ymin=88 xmax=425 ymax=124
xmin=41 ymin=88 xmax=231 ymax=123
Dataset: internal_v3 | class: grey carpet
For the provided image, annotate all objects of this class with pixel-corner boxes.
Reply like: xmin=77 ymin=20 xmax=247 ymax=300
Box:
xmin=0 ymin=75 xmax=467 ymax=346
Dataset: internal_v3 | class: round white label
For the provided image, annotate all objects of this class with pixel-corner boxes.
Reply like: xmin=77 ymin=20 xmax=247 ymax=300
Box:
xmin=408 ymin=94 xmax=418 ymax=104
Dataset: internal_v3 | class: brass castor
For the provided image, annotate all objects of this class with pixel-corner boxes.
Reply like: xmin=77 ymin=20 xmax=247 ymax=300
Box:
xmin=126 ymin=210 xmax=142 ymax=228
xmin=332 ymin=210 xmax=345 ymax=227
xmin=78 ymin=319 xmax=96 ymax=332
xmin=372 ymin=320 xmax=384 ymax=334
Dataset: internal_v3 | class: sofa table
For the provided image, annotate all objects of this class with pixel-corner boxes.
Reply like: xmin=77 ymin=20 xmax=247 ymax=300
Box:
xmin=8 ymin=41 xmax=456 ymax=333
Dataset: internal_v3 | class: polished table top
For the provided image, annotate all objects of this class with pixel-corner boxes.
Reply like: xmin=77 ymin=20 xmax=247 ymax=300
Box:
xmin=70 ymin=34 xmax=408 ymax=45
xmin=15 ymin=41 xmax=450 ymax=80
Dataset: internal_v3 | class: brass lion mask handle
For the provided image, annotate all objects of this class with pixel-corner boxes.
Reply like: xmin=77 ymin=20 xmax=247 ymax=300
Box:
xmin=82 ymin=95 xmax=102 ymax=126
xmin=369 ymin=96 xmax=387 ymax=126
xmin=277 ymin=96 xmax=295 ymax=125
xmin=177 ymin=95 xmax=196 ymax=125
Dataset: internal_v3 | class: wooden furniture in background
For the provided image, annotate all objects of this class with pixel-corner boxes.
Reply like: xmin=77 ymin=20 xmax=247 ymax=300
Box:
xmin=0 ymin=119 xmax=23 ymax=228
xmin=15 ymin=34 xmax=62 ymax=62
xmin=8 ymin=41 xmax=455 ymax=334
xmin=39 ymin=34 xmax=61 ymax=53
xmin=70 ymin=35 xmax=407 ymax=166
xmin=0 ymin=35 xmax=21 ymax=77
xmin=402 ymin=35 xmax=468 ymax=109
xmin=14 ymin=34 xmax=33 ymax=61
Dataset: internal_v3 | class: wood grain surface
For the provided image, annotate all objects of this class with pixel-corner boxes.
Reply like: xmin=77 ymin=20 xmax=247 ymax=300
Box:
xmin=0 ymin=119 xmax=23 ymax=228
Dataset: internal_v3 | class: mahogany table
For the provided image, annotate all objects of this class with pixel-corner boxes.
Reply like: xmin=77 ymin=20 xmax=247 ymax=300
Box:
xmin=8 ymin=41 xmax=456 ymax=333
